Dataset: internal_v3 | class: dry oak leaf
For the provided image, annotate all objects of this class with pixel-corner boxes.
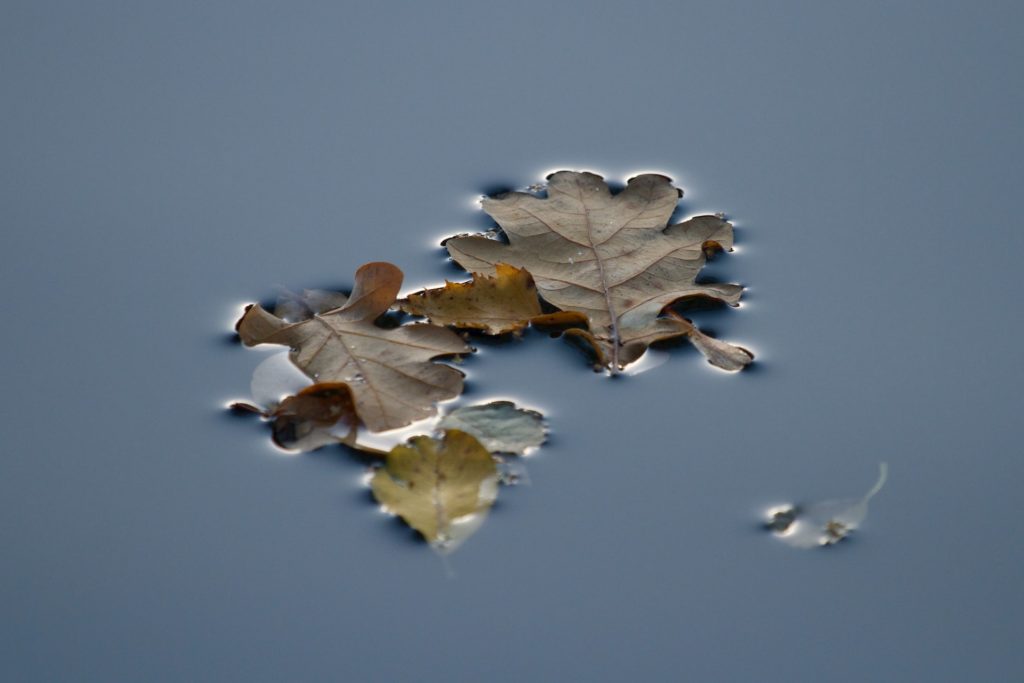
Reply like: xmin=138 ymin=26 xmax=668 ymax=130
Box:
xmin=444 ymin=171 xmax=752 ymax=371
xmin=371 ymin=429 xmax=499 ymax=552
xmin=236 ymin=262 xmax=471 ymax=432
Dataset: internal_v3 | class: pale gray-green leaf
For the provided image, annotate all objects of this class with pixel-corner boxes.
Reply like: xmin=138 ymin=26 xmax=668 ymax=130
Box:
xmin=438 ymin=401 xmax=546 ymax=454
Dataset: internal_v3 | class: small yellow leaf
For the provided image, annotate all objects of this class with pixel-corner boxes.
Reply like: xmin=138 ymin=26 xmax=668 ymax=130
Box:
xmin=400 ymin=264 xmax=542 ymax=335
xmin=370 ymin=430 xmax=499 ymax=552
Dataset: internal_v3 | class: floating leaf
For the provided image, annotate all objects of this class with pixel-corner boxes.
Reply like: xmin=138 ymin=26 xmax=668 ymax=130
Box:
xmin=438 ymin=401 xmax=545 ymax=454
xmin=236 ymin=262 xmax=471 ymax=432
xmin=767 ymin=463 xmax=889 ymax=548
xmin=269 ymin=383 xmax=359 ymax=451
xmin=370 ymin=430 xmax=499 ymax=552
xmin=229 ymin=358 xmax=358 ymax=452
xmin=400 ymin=264 xmax=542 ymax=335
xmin=444 ymin=171 xmax=751 ymax=371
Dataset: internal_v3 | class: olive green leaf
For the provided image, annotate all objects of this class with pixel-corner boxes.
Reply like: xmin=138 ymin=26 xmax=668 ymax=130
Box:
xmin=371 ymin=429 xmax=499 ymax=552
xmin=444 ymin=171 xmax=751 ymax=371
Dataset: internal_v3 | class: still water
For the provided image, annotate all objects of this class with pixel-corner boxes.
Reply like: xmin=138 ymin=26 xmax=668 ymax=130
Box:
xmin=2 ymin=1 xmax=1023 ymax=681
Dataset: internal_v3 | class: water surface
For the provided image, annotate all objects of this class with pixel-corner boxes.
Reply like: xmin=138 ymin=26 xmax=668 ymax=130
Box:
xmin=2 ymin=1 xmax=1023 ymax=681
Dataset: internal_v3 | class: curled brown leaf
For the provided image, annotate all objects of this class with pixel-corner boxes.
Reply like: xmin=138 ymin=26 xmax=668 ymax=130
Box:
xmin=270 ymin=383 xmax=359 ymax=451
xmin=400 ymin=264 xmax=542 ymax=335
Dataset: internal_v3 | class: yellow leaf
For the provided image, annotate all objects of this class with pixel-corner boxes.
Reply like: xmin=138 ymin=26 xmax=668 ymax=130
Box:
xmin=401 ymin=264 xmax=543 ymax=335
xmin=371 ymin=430 xmax=499 ymax=552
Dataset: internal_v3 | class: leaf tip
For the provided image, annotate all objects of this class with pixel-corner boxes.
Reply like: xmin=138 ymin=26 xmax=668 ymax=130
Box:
xmin=234 ymin=303 xmax=254 ymax=331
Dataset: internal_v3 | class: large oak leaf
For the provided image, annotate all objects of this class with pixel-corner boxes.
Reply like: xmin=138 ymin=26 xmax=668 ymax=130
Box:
xmin=444 ymin=171 xmax=751 ymax=371
xmin=236 ymin=262 xmax=471 ymax=432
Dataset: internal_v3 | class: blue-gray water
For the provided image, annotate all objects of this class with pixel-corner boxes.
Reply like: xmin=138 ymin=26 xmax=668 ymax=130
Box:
xmin=3 ymin=1 xmax=1023 ymax=680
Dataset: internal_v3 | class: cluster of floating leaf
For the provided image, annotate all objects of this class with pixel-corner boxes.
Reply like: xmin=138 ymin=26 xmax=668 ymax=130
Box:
xmin=231 ymin=170 xmax=759 ymax=552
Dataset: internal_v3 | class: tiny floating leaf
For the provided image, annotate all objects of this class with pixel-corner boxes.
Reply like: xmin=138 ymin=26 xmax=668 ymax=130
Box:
xmin=767 ymin=463 xmax=888 ymax=548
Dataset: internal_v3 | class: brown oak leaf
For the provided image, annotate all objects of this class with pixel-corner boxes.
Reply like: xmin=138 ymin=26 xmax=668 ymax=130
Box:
xmin=444 ymin=171 xmax=752 ymax=371
xmin=236 ymin=262 xmax=471 ymax=432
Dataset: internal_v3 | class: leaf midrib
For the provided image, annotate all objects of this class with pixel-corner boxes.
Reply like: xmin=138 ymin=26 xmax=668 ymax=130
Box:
xmin=580 ymin=202 xmax=621 ymax=370
xmin=312 ymin=316 xmax=389 ymax=424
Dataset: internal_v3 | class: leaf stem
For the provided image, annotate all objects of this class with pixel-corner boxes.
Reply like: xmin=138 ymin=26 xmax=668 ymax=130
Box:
xmin=864 ymin=462 xmax=889 ymax=501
